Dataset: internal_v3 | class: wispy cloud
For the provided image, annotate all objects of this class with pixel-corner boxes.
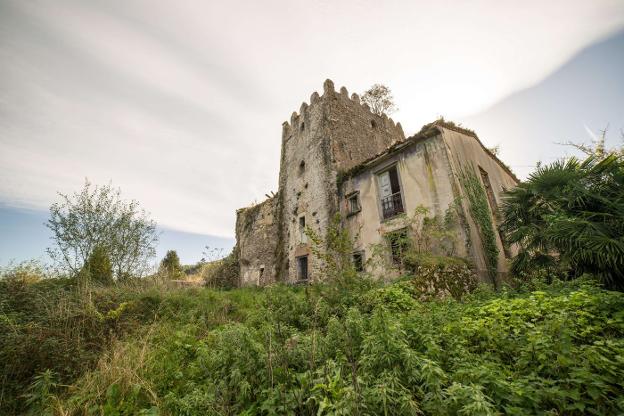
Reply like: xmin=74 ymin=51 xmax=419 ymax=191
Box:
xmin=584 ymin=124 xmax=598 ymax=142
xmin=1 ymin=0 xmax=623 ymax=236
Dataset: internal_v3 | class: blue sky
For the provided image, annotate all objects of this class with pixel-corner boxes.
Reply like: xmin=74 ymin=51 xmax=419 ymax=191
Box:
xmin=1 ymin=1 xmax=623 ymax=266
xmin=0 ymin=204 xmax=234 ymax=266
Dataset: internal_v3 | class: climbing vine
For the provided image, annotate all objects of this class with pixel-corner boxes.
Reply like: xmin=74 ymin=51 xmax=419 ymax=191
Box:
xmin=459 ymin=168 xmax=499 ymax=284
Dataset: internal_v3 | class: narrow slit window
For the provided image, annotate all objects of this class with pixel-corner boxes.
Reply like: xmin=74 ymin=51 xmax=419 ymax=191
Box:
xmin=299 ymin=216 xmax=307 ymax=243
xmin=298 ymin=160 xmax=305 ymax=176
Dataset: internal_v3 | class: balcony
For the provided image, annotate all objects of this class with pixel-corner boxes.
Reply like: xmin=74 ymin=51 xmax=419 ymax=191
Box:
xmin=381 ymin=192 xmax=404 ymax=219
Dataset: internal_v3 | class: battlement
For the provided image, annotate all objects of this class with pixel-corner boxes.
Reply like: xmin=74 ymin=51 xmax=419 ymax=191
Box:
xmin=281 ymin=79 xmax=404 ymax=143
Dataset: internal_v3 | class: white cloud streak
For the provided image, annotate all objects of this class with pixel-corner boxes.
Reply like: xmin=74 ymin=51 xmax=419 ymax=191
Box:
xmin=1 ymin=0 xmax=623 ymax=237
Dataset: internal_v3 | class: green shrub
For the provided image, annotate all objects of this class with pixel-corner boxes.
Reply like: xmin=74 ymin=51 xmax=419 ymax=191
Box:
xmin=202 ymin=250 xmax=240 ymax=289
xmin=83 ymin=245 xmax=114 ymax=285
xmin=3 ymin=267 xmax=623 ymax=415
xmin=403 ymin=253 xmax=478 ymax=300
xmin=159 ymin=250 xmax=184 ymax=280
xmin=501 ymin=155 xmax=624 ymax=289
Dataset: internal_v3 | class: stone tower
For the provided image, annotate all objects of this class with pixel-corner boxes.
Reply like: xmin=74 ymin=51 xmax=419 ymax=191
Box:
xmin=275 ymin=79 xmax=405 ymax=282
xmin=236 ymin=79 xmax=405 ymax=284
xmin=236 ymin=79 xmax=519 ymax=286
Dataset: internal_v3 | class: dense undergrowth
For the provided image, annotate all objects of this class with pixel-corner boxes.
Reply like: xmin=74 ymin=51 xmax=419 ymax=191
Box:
xmin=1 ymin=272 xmax=623 ymax=415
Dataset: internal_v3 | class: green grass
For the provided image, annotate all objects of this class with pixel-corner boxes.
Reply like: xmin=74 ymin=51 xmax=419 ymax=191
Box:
xmin=1 ymin=275 xmax=623 ymax=415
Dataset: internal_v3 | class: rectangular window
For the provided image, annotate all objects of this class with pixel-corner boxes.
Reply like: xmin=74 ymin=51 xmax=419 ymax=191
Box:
xmin=346 ymin=192 xmax=360 ymax=215
xmin=299 ymin=216 xmax=307 ymax=243
xmin=386 ymin=228 xmax=409 ymax=265
xmin=297 ymin=255 xmax=309 ymax=281
xmin=378 ymin=165 xmax=404 ymax=219
xmin=479 ymin=166 xmax=511 ymax=258
xmin=352 ymin=251 xmax=364 ymax=272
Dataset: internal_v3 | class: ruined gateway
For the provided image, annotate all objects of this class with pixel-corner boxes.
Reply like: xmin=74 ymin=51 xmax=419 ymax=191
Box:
xmin=235 ymin=79 xmax=518 ymax=286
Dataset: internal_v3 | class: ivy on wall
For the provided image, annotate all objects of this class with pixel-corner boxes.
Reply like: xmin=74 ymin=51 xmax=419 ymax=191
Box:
xmin=459 ymin=168 xmax=499 ymax=284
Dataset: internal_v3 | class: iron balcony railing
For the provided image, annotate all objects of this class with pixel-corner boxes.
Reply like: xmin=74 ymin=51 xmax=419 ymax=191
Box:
xmin=381 ymin=192 xmax=404 ymax=219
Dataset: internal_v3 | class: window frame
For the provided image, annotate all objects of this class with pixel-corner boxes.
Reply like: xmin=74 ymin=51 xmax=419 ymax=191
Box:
xmin=375 ymin=163 xmax=406 ymax=221
xmin=385 ymin=228 xmax=410 ymax=266
xmin=345 ymin=191 xmax=361 ymax=217
xmin=296 ymin=255 xmax=309 ymax=281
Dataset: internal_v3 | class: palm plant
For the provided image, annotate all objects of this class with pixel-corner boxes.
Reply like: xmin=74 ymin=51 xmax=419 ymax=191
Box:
xmin=501 ymin=155 xmax=624 ymax=289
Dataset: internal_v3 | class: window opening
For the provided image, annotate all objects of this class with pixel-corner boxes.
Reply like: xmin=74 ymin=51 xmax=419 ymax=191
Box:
xmin=378 ymin=165 xmax=404 ymax=219
xmin=299 ymin=216 xmax=307 ymax=243
xmin=347 ymin=193 xmax=360 ymax=215
xmin=352 ymin=251 xmax=364 ymax=272
xmin=479 ymin=166 xmax=510 ymax=257
xmin=386 ymin=228 xmax=409 ymax=265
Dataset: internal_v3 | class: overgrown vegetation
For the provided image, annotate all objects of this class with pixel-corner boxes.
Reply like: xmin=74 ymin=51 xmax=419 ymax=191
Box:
xmin=360 ymin=83 xmax=397 ymax=116
xmin=2 ymin=261 xmax=623 ymax=415
xmin=46 ymin=180 xmax=158 ymax=281
xmin=201 ymin=249 xmax=240 ymax=289
xmin=3 ymin=143 xmax=624 ymax=415
xmin=459 ymin=168 xmax=500 ymax=285
xmin=159 ymin=250 xmax=184 ymax=280
xmin=501 ymin=155 xmax=624 ymax=289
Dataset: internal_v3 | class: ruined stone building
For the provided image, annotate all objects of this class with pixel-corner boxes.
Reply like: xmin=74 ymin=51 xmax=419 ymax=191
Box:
xmin=235 ymin=79 xmax=518 ymax=286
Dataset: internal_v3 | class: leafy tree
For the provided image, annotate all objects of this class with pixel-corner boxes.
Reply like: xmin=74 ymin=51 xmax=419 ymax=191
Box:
xmin=83 ymin=245 xmax=113 ymax=285
xmin=501 ymin=154 xmax=624 ymax=289
xmin=159 ymin=250 xmax=183 ymax=279
xmin=361 ymin=83 xmax=397 ymax=116
xmin=46 ymin=180 xmax=158 ymax=280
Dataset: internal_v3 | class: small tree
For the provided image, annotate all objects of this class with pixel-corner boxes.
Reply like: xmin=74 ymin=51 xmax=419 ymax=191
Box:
xmin=160 ymin=250 xmax=183 ymax=279
xmin=361 ymin=84 xmax=397 ymax=116
xmin=83 ymin=245 xmax=113 ymax=285
xmin=46 ymin=180 xmax=158 ymax=280
xmin=306 ymin=214 xmax=372 ymax=311
xmin=558 ymin=124 xmax=624 ymax=159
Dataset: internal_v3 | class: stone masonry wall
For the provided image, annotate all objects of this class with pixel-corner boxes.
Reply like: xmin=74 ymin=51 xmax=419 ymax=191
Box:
xmin=277 ymin=84 xmax=334 ymax=282
xmin=326 ymin=84 xmax=405 ymax=172
xmin=235 ymin=196 xmax=279 ymax=286
xmin=276 ymin=79 xmax=407 ymax=282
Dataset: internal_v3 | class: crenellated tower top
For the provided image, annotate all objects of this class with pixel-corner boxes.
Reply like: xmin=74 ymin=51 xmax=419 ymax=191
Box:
xmin=281 ymin=79 xmax=405 ymax=160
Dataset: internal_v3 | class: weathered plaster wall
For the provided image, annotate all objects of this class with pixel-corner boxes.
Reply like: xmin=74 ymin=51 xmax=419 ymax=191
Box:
xmin=340 ymin=134 xmax=470 ymax=278
xmin=235 ymin=197 xmax=279 ymax=286
xmin=439 ymin=127 xmax=519 ymax=277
